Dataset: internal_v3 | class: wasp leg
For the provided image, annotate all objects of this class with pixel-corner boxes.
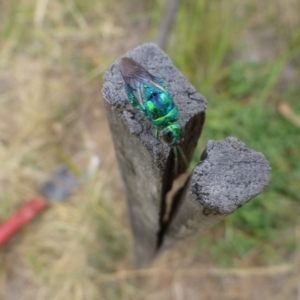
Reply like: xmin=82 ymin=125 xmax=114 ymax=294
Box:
xmin=154 ymin=130 xmax=168 ymax=164
xmin=173 ymin=146 xmax=178 ymax=176
xmin=155 ymin=129 xmax=164 ymax=152
xmin=137 ymin=114 xmax=148 ymax=123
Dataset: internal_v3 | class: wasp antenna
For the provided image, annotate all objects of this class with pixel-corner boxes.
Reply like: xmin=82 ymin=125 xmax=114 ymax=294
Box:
xmin=173 ymin=146 xmax=178 ymax=176
xmin=177 ymin=145 xmax=188 ymax=168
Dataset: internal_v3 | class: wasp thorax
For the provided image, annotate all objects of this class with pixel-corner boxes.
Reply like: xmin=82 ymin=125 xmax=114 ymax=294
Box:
xmin=162 ymin=123 xmax=182 ymax=145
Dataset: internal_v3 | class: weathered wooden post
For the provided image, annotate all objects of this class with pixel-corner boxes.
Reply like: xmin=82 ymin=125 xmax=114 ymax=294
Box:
xmin=102 ymin=43 xmax=270 ymax=268
xmin=160 ymin=137 xmax=270 ymax=252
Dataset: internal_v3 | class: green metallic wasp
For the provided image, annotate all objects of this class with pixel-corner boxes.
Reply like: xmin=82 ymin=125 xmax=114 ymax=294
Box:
xmin=119 ymin=57 xmax=187 ymax=174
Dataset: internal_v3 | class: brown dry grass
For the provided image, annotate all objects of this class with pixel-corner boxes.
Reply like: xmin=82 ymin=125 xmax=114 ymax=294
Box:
xmin=0 ymin=1 xmax=135 ymax=298
xmin=0 ymin=0 xmax=299 ymax=299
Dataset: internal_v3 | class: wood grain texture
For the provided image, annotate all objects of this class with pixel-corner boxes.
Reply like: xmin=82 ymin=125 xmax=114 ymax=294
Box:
xmin=161 ymin=137 xmax=271 ymax=251
xmin=102 ymin=43 xmax=206 ymax=267
xmin=102 ymin=44 xmax=270 ymax=267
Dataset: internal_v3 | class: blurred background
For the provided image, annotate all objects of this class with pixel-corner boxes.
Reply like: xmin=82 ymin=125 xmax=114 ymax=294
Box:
xmin=0 ymin=0 xmax=299 ymax=299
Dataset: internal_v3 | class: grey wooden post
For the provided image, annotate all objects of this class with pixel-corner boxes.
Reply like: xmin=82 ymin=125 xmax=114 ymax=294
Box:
xmin=160 ymin=137 xmax=270 ymax=252
xmin=102 ymin=43 xmax=206 ymax=267
xmin=102 ymin=43 xmax=270 ymax=268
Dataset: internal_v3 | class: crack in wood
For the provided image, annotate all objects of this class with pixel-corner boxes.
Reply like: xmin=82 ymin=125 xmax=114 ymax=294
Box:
xmin=102 ymin=43 xmax=270 ymax=268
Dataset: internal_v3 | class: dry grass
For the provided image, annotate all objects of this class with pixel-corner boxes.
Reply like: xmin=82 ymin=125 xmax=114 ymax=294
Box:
xmin=0 ymin=0 xmax=300 ymax=299
xmin=0 ymin=1 xmax=134 ymax=298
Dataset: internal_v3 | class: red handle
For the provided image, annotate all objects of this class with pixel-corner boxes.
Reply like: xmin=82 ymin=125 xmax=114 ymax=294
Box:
xmin=0 ymin=198 xmax=48 ymax=248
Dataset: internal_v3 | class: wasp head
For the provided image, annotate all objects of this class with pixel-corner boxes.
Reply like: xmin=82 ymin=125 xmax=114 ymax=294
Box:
xmin=162 ymin=123 xmax=182 ymax=146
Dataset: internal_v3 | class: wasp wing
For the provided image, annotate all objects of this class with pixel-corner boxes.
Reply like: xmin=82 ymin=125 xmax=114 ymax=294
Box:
xmin=119 ymin=57 xmax=166 ymax=108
